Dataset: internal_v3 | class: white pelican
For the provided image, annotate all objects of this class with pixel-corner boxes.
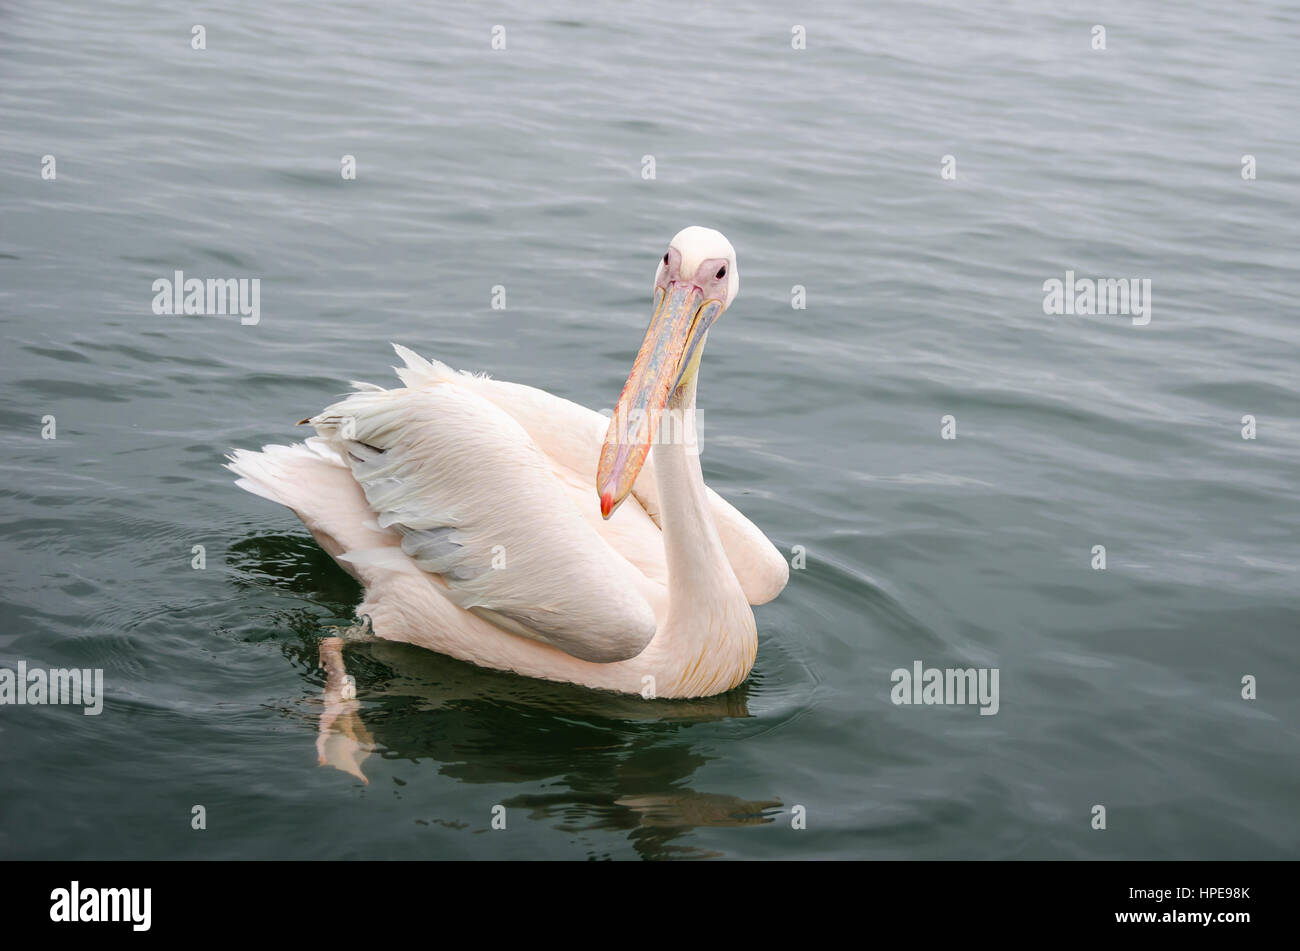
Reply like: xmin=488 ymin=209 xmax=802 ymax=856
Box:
xmin=227 ymin=226 xmax=788 ymax=699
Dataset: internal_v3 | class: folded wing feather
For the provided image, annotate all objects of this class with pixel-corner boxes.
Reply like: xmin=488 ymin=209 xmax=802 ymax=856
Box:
xmin=309 ymin=379 xmax=659 ymax=664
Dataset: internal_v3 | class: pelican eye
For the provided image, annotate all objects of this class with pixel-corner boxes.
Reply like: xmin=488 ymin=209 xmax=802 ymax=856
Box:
xmin=663 ymin=252 xmax=670 ymax=265
xmin=715 ymin=266 xmax=727 ymax=279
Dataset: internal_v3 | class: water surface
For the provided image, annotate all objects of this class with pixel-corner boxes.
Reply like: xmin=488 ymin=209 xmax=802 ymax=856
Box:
xmin=1 ymin=0 xmax=1297 ymax=859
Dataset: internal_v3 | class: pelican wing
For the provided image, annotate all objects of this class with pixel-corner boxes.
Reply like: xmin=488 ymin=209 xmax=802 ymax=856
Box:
xmin=388 ymin=345 xmax=790 ymax=605
xmin=307 ymin=378 xmax=658 ymax=664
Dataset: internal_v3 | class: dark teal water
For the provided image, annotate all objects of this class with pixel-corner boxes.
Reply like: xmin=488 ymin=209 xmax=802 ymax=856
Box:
xmin=1 ymin=0 xmax=1297 ymax=859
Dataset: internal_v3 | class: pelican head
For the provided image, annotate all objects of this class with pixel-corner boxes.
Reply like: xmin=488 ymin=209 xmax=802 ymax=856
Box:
xmin=597 ymin=226 xmax=738 ymax=519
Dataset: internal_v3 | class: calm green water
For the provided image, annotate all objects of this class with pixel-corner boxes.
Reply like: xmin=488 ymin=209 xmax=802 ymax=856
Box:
xmin=1 ymin=0 xmax=1298 ymax=860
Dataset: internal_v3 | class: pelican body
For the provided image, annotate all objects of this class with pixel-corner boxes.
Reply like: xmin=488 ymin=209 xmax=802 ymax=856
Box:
xmin=228 ymin=227 xmax=787 ymax=698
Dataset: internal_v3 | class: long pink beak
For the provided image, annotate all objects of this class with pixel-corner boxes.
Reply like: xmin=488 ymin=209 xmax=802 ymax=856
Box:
xmin=597 ymin=280 xmax=712 ymax=518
